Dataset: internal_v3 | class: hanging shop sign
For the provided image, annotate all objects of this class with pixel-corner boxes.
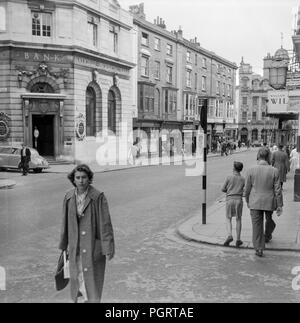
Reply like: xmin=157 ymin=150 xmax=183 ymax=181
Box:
xmin=0 ymin=112 xmax=10 ymax=141
xmin=267 ymin=90 xmax=289 ymax=113
xmin=75 ymin=113 xmax=85 ymax=141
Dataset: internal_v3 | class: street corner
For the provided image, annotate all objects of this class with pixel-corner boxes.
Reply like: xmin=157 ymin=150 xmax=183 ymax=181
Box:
xmin=0 ymin=179 xmax=16 ymax=189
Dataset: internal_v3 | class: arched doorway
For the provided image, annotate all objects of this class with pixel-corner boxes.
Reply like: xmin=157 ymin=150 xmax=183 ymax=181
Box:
xmin=240 ymin=127 xmax=248 ymax=143
xmin=108 ymin=90 xmax=116 ymax=134
xmin=251 ymin=129 xmax=258 ymax=142
xmin=31 ymin=82 xmax=56 ymax=156
xmin=86 ymin=87 xmax=96 ymax=136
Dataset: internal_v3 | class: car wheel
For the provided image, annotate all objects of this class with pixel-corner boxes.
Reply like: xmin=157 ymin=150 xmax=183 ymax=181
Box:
xmin=33 ymin=168 xmax=42 ymax=173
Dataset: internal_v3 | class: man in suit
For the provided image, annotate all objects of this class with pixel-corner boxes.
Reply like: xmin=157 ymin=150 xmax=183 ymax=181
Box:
xmin=20 ymin=143 xmax=31 ymax=176
xmin=271 ymin=144 xmax=290 ymax=188
xmin=245 ymin=148 xmax=283 ymax=257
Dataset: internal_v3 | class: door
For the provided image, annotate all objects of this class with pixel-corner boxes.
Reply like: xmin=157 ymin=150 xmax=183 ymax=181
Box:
xmin=32 ymin=115 xmax=55 ymax=157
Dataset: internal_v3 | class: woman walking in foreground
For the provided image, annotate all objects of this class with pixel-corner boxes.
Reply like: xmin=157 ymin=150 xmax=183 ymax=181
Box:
xmin=59 ymin=164 xmax=115 ymax=303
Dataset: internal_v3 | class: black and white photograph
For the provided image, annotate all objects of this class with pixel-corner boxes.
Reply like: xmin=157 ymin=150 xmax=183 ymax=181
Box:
xmin=0 ymin=0 xmax=300 ymax=305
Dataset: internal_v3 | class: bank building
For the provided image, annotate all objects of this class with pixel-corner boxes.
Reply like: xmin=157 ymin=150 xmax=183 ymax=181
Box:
xmin=0 ymin=0 xmax=137 ymax=163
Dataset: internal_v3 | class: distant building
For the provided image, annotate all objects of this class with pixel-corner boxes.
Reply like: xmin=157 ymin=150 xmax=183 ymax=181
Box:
xmin=129 ymin=3 xmax=237 ymax=154
xmin=237 ymin=57 xmax=276 ymax=145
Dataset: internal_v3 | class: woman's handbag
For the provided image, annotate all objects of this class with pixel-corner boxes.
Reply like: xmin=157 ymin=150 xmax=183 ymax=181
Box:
xmin=55 ymin=251 xmax=69 ymax=291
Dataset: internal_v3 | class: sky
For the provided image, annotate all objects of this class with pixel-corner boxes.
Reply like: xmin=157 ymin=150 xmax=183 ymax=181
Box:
xmin=118 ymin=0 xmax=300 ymax=76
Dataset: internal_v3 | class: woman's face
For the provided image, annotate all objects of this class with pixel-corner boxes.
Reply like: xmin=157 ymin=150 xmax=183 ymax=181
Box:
xmin=74 ymin=171 xmax=89 ymax=191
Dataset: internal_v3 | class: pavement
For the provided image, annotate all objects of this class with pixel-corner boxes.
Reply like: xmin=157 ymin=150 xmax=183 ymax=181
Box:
xmin=177 ymin=173 xmax=300 ymax=252
xmin=0 ymin=179 xmax=16 ymax=189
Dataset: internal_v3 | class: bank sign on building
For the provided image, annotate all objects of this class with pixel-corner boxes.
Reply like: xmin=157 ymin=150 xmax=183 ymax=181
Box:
xmin=0 ymin=0 xmax=136 ymax=164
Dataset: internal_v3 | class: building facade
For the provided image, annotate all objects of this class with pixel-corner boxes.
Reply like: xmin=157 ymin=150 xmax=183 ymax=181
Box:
xmin=0 ymin=0 xmax=136 ymax=163
xmin=237 ymin=57 xmax=277 ymax=145
xmin=129 ymin=3 xmax=237 ymax=155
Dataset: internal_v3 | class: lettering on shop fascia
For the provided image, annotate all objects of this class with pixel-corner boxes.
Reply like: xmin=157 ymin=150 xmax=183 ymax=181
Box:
xmin=15 ymin=62 xmax=69 ymax=88
xmin=75 ymin=56 xmax=129 ymax=77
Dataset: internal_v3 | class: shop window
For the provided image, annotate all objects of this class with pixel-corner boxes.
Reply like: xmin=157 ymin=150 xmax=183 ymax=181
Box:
xmin=32 ymin=12 xmax=52 ymax=37
xmin=108 ymin=90 xmax=116 ymax=134
xmin=86 ymin=87 xmax=96 ymax=136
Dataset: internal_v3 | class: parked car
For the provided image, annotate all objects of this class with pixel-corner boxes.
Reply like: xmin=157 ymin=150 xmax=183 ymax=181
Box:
xmin=0 ymin=146 xmax=49 ymax=173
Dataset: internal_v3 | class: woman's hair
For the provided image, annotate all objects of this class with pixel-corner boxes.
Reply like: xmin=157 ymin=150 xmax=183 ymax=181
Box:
xmin=67 ymin=164 xmax=94 ymax=187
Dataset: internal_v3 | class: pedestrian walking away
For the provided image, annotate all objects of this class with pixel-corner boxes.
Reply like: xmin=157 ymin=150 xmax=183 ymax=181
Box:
xmin=271 ymin=144 xmax=290 ymax=189
xmin=245 ymin=148 xmax=283 ymax=257
xmin=20 ymin=143 xmax=31 ymax=176
xmin=221 ymin=161 xmax=245 ymax=248
xmin=258 ymin=142 xmax=271 ymax=164
xmin=290 ymin=145 xmax=299 ymax=173
xmin=58 ymin=164 xmax=115 ymax=303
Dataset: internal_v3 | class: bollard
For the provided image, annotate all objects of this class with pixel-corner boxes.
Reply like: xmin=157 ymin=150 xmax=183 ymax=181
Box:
xmin=294 ymin=168 xmax=300 ymax=202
